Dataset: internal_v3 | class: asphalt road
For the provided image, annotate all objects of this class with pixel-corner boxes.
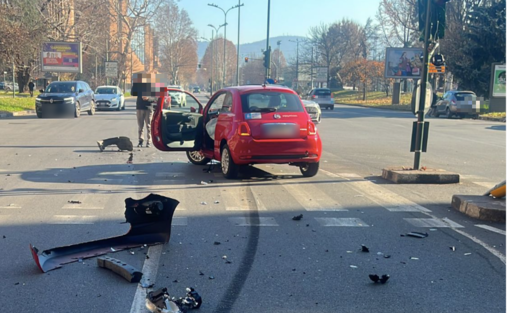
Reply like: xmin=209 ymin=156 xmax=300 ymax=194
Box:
xmin=0 ymin=96 xmax=505 ymax=313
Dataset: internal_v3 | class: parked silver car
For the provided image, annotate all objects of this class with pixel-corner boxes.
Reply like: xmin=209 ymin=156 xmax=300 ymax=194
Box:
xmin=302 ymin=100 xmax=322 ymax=123
xmin=432 ymin=90 xmax=479 ymax=119
xmin=306 ymin=88 xmax=335 ymax=110
xmin=94 ymin=86 xmax=125 ymax=111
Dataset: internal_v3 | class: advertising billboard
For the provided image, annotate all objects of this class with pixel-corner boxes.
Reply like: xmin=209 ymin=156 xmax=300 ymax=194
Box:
xmin=41 ymin=42 xmax=82 ymax=73
xmin=384 ymin=47 xmax=423 ymax=79
xmin=492 ymin=64 xmax=505 ymax=97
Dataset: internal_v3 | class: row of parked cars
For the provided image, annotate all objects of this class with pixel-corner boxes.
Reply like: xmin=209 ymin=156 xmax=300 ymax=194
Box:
xmin=35 ymin=81 xmax=125 ymax=118
xmin=0 ymin=82 xmax=19 ymax=92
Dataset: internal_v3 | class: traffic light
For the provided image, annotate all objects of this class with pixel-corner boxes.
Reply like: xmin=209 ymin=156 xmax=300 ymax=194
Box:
xmin=263 ymin=47 xmax=271 ymax=69
xmin=431 ymin=53 xmax=445 ymax=66
xmin=418 ymin=0 xmax=449 ymax=41
xmin=244 ymin=57 xmax=248 ymax=63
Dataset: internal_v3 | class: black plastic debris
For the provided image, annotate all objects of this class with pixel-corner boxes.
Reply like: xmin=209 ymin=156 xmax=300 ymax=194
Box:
xmin=68 ymin=200 xmax=82 ymax=204
xmin=97 ymin=137 xmax=133 ymax=152
xmin=213 ymin=241 xmax=221 ymax=245
xmin=369 ymin=274 xmax=390 ymax=284
xmin=292 ymin=214 xmax=303 ymax=221
xmin=450 ymin=246 xmax=456 ymax=251
xmin=146 ymin=287 xmax=202 ymax=313
xmin=361 ymin=245 xmax=370 ymax=253
xmin=97 ymin=256 xmax=143 ymax=283
xmin=30 ymin=194 xmax=179 ymax=273
xmin=406 ymin=232 xmax=429 ymax=239
xmin=127 ymin=153 xmax=133 ymax=164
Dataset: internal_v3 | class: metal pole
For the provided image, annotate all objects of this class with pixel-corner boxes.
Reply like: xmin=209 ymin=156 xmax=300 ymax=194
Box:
xmin=413 ymin=0 xmax=432 ymax=170
xmin=106 ymin=38 xmax=109 ymax=86
xmin=222 ymin=14 xmax=226 ymax=88
xmin=211 ymin=29 xmax=214 ymax=96
xmin=296 ymin=40 xmax=299 ymax=89
xmin=95 ymin=55 xmax=98 ymax=88
xmin=311 ymin=46 xmax=314 ymax=88
xmin=265 ymin=0 xmax=271 ymax=80
xmin=12 ymin=62 xmax=15 ymax=98
xmin=236 ymin=0 xmax=241 ymax=86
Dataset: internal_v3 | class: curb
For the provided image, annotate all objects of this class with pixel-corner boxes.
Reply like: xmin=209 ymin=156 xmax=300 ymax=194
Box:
xmin=382 ymin=167 xmax=460 ymax=184
xmin=451 ymin=195 xmax=506 ymax=222
xmin=0 ymin=110 xmax=36 ymax=118
xmin=478 ymin=116 xmax=506 ymax=122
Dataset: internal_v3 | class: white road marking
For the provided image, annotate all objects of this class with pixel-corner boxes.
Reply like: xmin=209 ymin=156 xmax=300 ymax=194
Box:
xmin=49 ymin=215 xmax=96 ymax=224
xmin=325 ymin=172 xmax=505 ymax=264
xmin=404 ymin=218 xmax=464 ymax=228
xmin=130 ymin=245 xmax=163 ymax=313
xmin=88 ymin=178 xmax=124 ymax=184
xmin=473 ymin=182 xmax=498 ymax=189
xmin=475 ymin=224 xmax=506 ymax=235
xmin=172 ymin=217 xmax=188 ymax=226
xmin=61 ymin=204 xmax=103 ymax=210
xmin=221 ymin=187 xmax=268 ymax=211
xmin=0 ymin=204 xmax=21 ymax=209
xmin=282 ymin=183 xmax=346 ymax=211
xmin=349 ymin=181 xmax=432 ymax=213
xmin=228 ymin=217 xmax=279 ymax=226
xmin=336 ymin=173 xmax=362 ymax=178
xmin=315 ymin=217 xmax=369 ymax=227
xmin=155 ymin=172 xmax=185 ymax=178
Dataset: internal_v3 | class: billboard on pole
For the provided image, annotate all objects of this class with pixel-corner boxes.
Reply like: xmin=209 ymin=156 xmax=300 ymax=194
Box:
xmin=41 ymin=42 xmax=82 ymax=73
xmin=384 ymin=47 xmax=423 ymax=79
xmin=105 ymin=61 xmax=118 ymax=78
xmin=492 ymin=64 xmax=506 ymax=97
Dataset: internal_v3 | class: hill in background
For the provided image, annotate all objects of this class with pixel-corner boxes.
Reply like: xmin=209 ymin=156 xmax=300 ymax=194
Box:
xmin=197 ymin=35 xmax=307 ymax=63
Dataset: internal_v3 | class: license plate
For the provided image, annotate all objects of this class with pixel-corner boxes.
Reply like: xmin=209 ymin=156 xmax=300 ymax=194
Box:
xmin=263 ymin=123 xmax=297 ymax=137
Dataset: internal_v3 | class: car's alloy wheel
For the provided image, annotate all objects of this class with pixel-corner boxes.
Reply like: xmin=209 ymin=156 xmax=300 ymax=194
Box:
xmin=88 ymin=101 xmax=95 ymax=115
xmin=117 ymin=101 xmax=121 ymax=111
xmin=317 ymin=115 xmax=321 ymax=123
xmin=221 ymin=146 xmax=239 ymax=179
xmin=299 ymin=162 xmax=320 ymax=177
xmin=122 ymin=101 xmax=126 ymax=110
xmin=74 ymin=102 xmax=81 ymax=118
xmin=186 ymin=150 xmax=211 ymax=165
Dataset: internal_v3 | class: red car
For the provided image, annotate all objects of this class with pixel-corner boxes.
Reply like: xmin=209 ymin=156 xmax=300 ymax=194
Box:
xmin=151 ymin=85 xmax=322 ymax=179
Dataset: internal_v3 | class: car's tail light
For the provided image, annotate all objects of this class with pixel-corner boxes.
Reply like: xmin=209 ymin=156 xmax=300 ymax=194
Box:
xmin=238 ymin=122 xmax=251 ymax=136
xmin=307 ymin=121 xmax=316 ymax=135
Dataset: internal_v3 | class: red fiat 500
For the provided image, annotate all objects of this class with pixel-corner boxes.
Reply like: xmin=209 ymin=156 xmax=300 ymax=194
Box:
xmin=151 ymin=85 xmax=322 ymax=179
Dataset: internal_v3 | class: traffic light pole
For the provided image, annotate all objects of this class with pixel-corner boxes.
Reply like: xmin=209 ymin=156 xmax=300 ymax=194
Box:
xmin=265 ymin=0 xmax=271 ymax=80
xmin=413 ymin=0 xmax=432 ymax=170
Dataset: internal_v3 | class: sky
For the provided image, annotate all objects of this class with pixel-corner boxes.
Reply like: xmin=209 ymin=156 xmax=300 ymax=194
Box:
xmin=177 ymin=0 xmax=382 ymax=44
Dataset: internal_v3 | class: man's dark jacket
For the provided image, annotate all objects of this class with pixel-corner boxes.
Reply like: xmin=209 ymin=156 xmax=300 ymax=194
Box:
xmin=131 ymin=82 xmax=153 ymax=110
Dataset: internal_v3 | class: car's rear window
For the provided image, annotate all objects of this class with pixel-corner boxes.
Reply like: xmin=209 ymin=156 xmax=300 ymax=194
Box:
xmin=96 ymin=88 xmax=117 ymax=94
xmin=241 ymin=92 xmax=304 ymax=113
xmin=454 ymin=92 xmax=475 ymax=98
xmin=313 ymin=89 xmax=331 ymax=96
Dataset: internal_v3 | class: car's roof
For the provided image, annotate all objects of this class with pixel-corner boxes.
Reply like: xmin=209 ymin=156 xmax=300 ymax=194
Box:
xmin=227 ymin=85 xmax=295 ymax=94
xmin=96 ymin=85 xmax=119 ymax=89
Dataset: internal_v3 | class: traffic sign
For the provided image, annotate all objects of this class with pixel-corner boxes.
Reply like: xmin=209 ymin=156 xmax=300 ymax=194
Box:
xmin=428 ymin=63 xmax=445 ymax=74
xmin=105 ymin=61 xmax=118 ymax=78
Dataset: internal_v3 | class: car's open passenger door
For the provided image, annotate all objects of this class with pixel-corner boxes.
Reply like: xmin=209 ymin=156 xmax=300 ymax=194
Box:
xmin=152 ymin=88 xmax=204 ymax=151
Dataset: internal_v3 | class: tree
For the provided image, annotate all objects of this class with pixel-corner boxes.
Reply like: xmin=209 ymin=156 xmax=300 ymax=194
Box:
xmin=270 ymin=48 xmax=287 ymax=81
xmin=0 ymin=0 xmax=48 ymax=92
xmin=199 ymin=37 xmax=237 ymax=89
xmin=155 ymin=1 xmax=197 ymax=86
xmin=376 ymin=0 xmax=419 ymax=48
xmin=107 ymin=0 xmax=166 ymax=85
xmin=440 ymin=0 xmax=505 ymax=97
xmin=341 ymin=59 xmax=385 ymax=99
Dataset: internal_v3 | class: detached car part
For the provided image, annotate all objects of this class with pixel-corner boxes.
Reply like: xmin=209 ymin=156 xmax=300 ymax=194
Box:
xmin=146 ymin=287 xmax=202 ymax=313
xmin=97 ymin=256 xmax=143 ymax=283
xmin=30 ymin=194 xmax=179 ymax=273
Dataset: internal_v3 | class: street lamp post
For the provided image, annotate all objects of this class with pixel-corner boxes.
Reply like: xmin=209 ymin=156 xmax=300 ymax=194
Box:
xmin=236 ymin=0 xmax=244 ymax=86
xmin=208 ymin=23 xmax=227 ymax=93
xmin=208 ymin=2 xmax=243 ymax=88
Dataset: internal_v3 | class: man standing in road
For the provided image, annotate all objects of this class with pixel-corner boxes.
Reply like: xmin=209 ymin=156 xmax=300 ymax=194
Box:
xmin=28 ymin=80 xmax=35 ymax=97
xmin=131 ymin=73 xmax=160 ymax=148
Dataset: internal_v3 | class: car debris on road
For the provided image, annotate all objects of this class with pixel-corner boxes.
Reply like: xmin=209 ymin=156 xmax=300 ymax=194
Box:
xmin=30 ymin=193 xmax=179 ymax=273
xmin=146 ymin=287 xmax=202 ymax=313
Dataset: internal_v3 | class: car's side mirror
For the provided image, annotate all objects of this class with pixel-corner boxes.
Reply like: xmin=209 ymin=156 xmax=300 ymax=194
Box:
xmin=190 ymin=107 xmax=196 ymax=113
xmin=79 ymin=89 xmax=84 ymax=93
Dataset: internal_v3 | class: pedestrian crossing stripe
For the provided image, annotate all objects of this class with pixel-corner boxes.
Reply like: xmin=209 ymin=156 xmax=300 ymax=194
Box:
xmin=0 ymin=204 xmax=21 ymax=209
xmin=474 ymin=224 xmax=505 ymax=235
xmin=315 ymin=217 xmax=369 ymax=227
xmin=282 ymin=183 xmax=346 ymax=211
xmin=228 ymin=217 xmax=279 ymax=226
xmin=404 ymin=218 xmax=464 ymax=228
xmin=49 ymin=215 xmax=97 ymax=224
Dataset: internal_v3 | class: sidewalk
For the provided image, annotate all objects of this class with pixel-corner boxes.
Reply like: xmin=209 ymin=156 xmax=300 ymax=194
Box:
xmin=0 ymin=110 xmax=36 ymax=118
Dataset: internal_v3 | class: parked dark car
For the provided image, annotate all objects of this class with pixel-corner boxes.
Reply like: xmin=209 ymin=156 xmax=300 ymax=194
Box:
xmin=35 ymin=81 xmax=95 ymax=118
xmin=432 ymin=90 xmax=479 ymax=119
